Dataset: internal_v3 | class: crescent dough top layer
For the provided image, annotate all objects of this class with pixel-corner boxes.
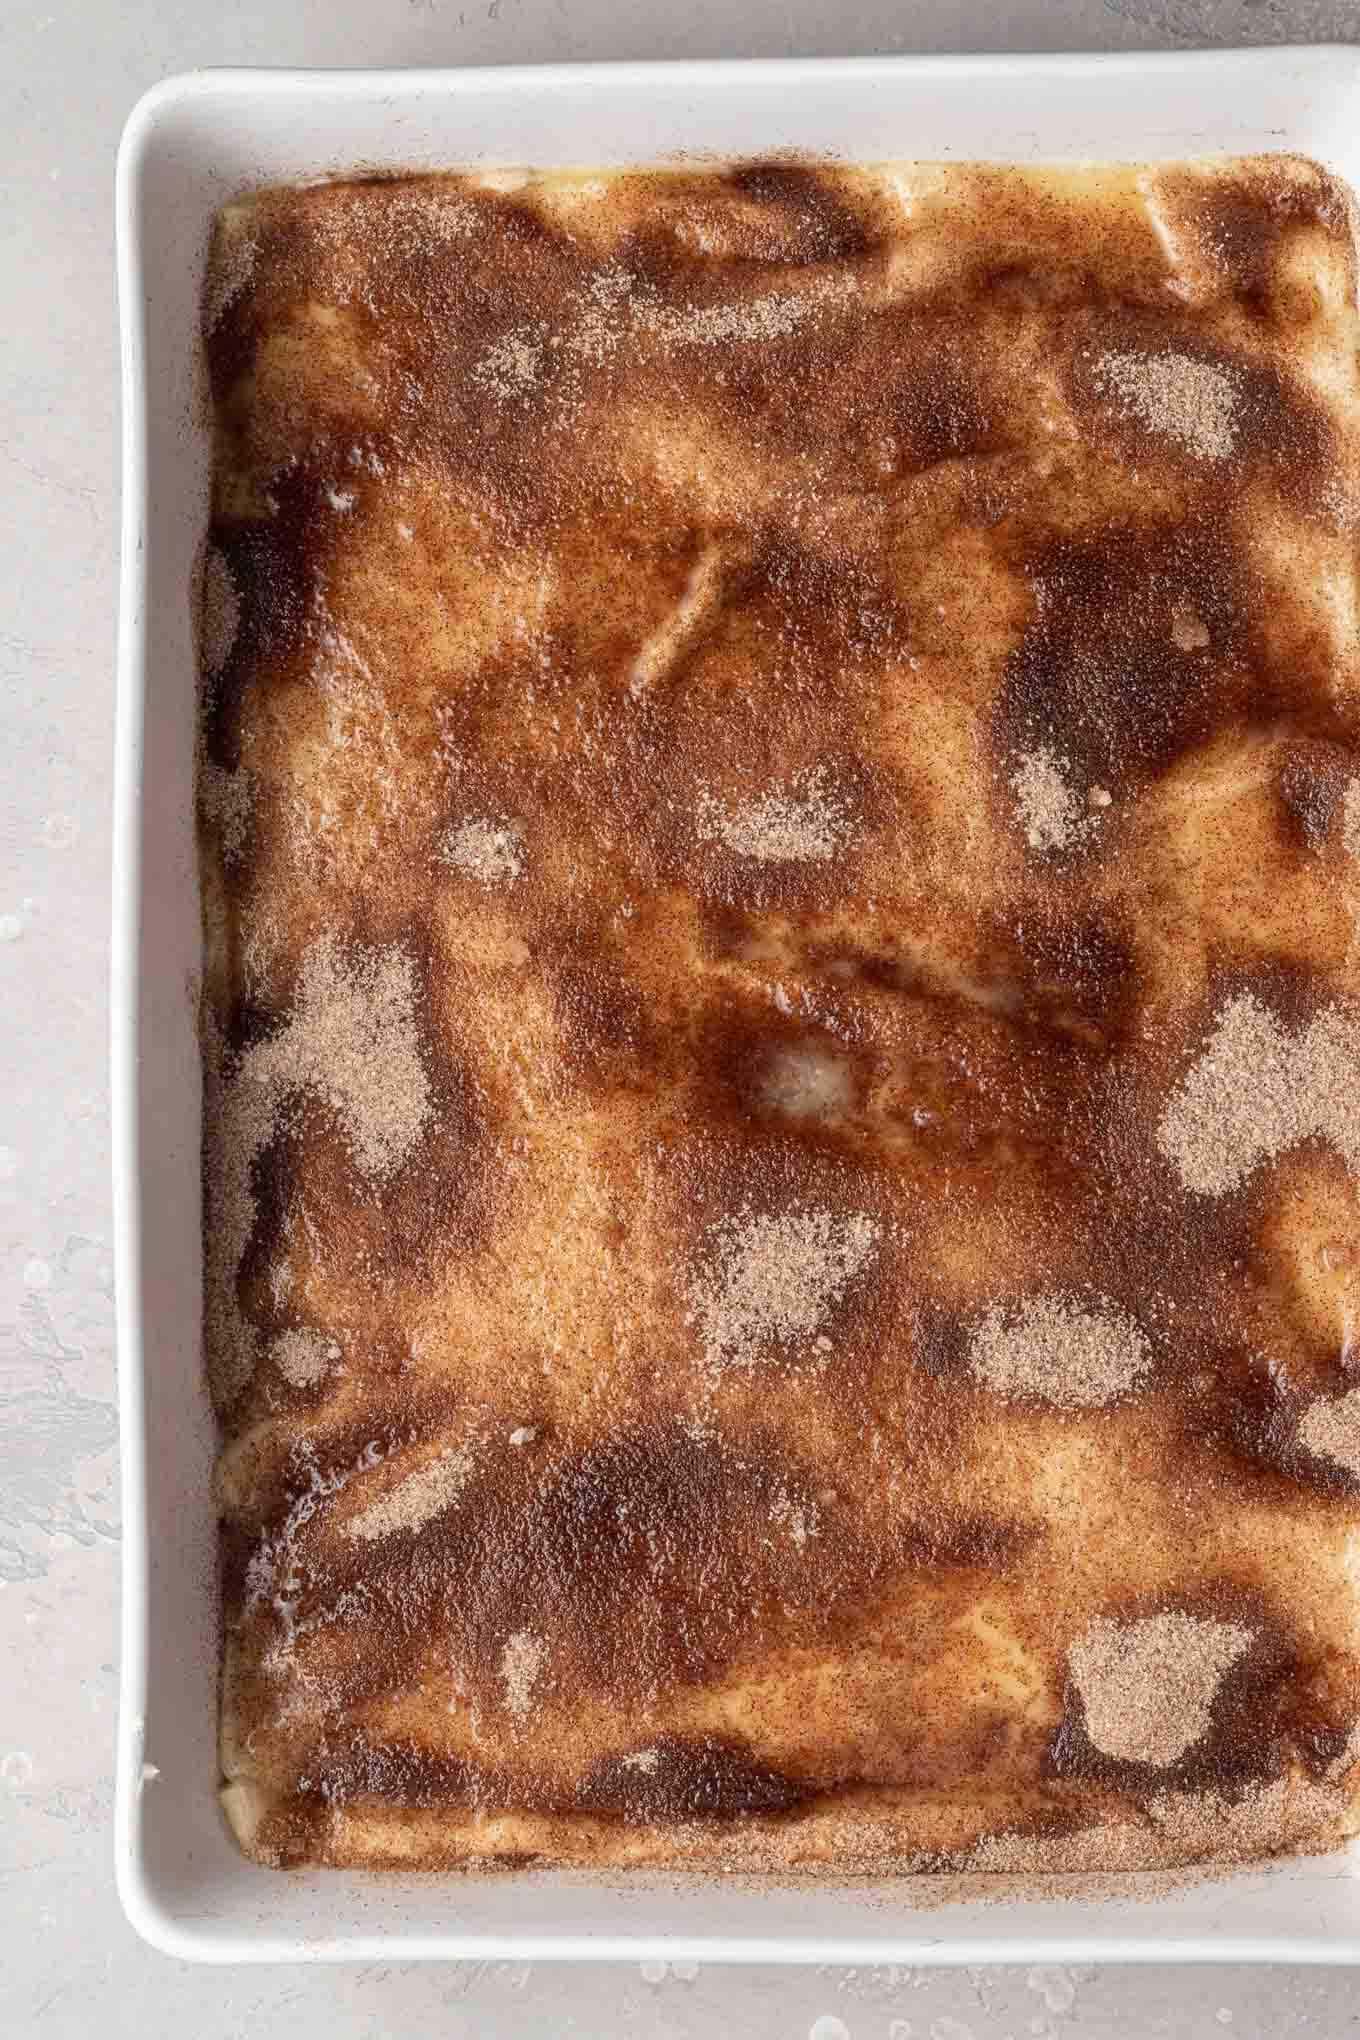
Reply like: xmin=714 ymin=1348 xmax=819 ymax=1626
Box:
xmin=199 ymin=155 xmax=1360 ymax=1879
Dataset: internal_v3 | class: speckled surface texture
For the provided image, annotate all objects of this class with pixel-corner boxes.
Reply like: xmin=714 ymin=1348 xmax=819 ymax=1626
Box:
xmin=6 ymin=0 xmax=1360 ymax=2031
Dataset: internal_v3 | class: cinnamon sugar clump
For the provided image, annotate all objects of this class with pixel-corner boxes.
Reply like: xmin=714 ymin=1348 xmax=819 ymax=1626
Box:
xmin=439 ymin=816 xmax=525 ymax=884
xmin=1158 ymin=995 xmax=1296 ymax=1194
xmin=687 ymin=1204 xmax=879 ymax=1371
xmin=568 ymin=264 xmax=635 ymax=367
xmin=1170 ymin=604 xmax=1211 ymax=652
xmin=642 ymin=282 xmax=840 ymax=347
xmin=272 ymin=1327 xmax=339 ymax=1390
xmin=1009 ymin=746 xmax=1103 ymax=854
xmin=367 ymin=185 xmax=477 ymax=256
xmin=1093 ymin=348 xmax=1239 ymax=462
xmin=201 ymin=547 xmax=241 ymax=680
xmin=699 ymin=767 xmax=856 ymax=864
xmin=472 ymin=329 xmax=545 ymax=400
xmin=206 ymin=937 xmax=431 ymax=1400
xmin=1069 ymin=1612 xmax=1253 ymax=1767
xmin=771 ymin=1486 xmax=820 ymax=1550
xmin=500 ymin=1629 xmax=546 ymax=1719
xmin=201 ymin=762 xmax=253 ymax=866
xmin=345 ymin=1446 xmax=473 ymax=1542
xmin=968 ymin=1292 xmax=1151 ymax=1409
xmin=1157 ymin=994 xmax=1360 ymax=1196
xmin=1343 ymin=778 xmax=1360 ymax=862
xmin=262 ymin=936 xmax=431 ymax=1177
xmin=1299 ymin=1387 xmax=1360 ymax=1480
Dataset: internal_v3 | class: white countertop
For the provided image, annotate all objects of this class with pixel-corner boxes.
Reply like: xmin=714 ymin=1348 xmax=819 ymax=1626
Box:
xmin=5 ymin=0 xmax=1360 ymax=2031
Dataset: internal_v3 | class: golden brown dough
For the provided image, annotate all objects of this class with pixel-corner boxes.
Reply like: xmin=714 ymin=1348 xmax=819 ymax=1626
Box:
xmin=200 ymin=154 xmax=1360 ymax=1877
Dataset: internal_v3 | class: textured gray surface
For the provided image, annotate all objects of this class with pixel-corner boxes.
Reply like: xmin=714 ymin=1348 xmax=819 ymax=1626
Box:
xmin=6 ymin=0 xmax=1360 ymax=2030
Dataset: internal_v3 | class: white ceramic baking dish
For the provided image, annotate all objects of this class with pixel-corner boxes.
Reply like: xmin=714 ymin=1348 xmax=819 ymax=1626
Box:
xmin=114 ymin=50 xmax=1360 ymax=1963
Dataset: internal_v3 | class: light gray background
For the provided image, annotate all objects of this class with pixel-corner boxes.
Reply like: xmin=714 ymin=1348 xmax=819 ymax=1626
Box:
xmin=6 ymin=0 xmax=1360 ymax=2032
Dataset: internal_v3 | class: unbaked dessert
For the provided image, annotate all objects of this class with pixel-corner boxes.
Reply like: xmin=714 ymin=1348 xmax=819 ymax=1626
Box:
xmin=199 ymin=154 xmax=1360 ymax=1879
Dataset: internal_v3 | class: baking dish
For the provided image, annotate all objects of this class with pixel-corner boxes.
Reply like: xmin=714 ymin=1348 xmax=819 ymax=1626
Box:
xmin=114 ymin=50 xmax=1360 ymax=1962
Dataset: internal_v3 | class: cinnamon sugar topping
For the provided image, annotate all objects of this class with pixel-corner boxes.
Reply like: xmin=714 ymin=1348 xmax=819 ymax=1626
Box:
xmin=1157 ymin=995 xmax=1360 ymax=1196
xmin=642 ymin=281 xmax=842 ymax=348
xmin=968 ymin=1292 xmax=1151 ymax=1409
xmin=967 ymin=1823 xmax=1154 ymax=1876
xmin=201 ymin=547 xmax=240 ymax=680
xmin=970 ymin=1776 xmax=1344 ymax=1875
xmin=1344 ymin=779 xmax=1360 ymax=862
xmin=203 ymin=215 xmax=256 ymax=333
xmin=687 ymin=1205 xmax=879 ymax=1371
xmin=206 ymin=937 xmax=431 ymax=1399
xmin=200 ymin=762 xmax=253 ymax=866
xmin=1298 ymin=1387 xmax=1360 ymax=1480
xmin=440 ymin=817 xmax=526 ymax=884
xmin=204 ymin=154 xmax=1360 ymax=1881
xmin=272 ymin=1327 xmax=339 ymax=1389
xmin=500 ymin=1630 xmax=546 ymax=1719
xmin=1145 ymin=1777 xmax=1344 ymax=1862
xmin=472 ymin=330 xmax=545 ymax=401
xmin=1093 ymin=348 xmax=1240 ymax=462
xmin=345 ymin=1446 xmax=474 ymax=1542
xmin=261 ymin=937 xmax=431 ymax=1178
xmin=1010 ymin=746 xmax=1103 ymax=855
xmin=1070 ymin=1612 xmax=1254 ymax=1767
xmin=699 ymin=767 xmax=856 ymax=864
